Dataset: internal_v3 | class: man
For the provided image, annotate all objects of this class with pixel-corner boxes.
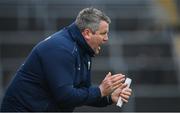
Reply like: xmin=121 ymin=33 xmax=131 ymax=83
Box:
xmin=0 ymin=7 xmax=132 ymax=111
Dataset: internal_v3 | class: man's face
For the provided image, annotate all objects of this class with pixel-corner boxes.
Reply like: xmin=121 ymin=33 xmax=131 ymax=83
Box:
xmin=84 ymin=20 xmax=109 ymax=55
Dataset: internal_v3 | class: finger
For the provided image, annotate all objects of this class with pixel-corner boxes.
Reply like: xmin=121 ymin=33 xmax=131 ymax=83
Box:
xmin=122 ymin=91 xmax=131 ymax=96
xmin=112 ymin=79 xmax=121 ymax=86
xmin=111 ymin=81 xmax=123 ymax=91
xmin=112 ymin=77 xmax=125 ymax=84
xmin=104 ymin=72 xmax=112 ymax=80
xmin=111 ymin=78 xmax=125 ymax=87
xmin=112 ymin=85 xmax=122 ymax=92
xmin=120 ymin=93 xmax=130 ymax=100
xmin=111 ymin=83 xmax=122 ymax=92
xmin=121 ymin=98 xmax=128 ymax=103
xmin=119 ymin=83 xmax=128 ymax=89
xmin=111 ymin=74 xmax=125 ymax=80
xmin=124 ymin=88 xmax=132 ymax=93
xmin=111 ymin=76 xmax=125 ymax=85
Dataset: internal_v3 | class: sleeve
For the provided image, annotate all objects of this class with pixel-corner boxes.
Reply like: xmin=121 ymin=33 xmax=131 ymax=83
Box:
xmin=39 ymin=47 xmax=106 ymax=108
xmin=86 ymin=95 xmax=113 ymax=107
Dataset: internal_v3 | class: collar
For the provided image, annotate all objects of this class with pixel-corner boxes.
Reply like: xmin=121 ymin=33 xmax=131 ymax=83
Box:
xmin=67 ymin=22 xmax=95 ymax=57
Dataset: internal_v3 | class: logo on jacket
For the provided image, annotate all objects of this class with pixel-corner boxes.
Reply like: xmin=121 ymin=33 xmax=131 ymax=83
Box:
xmin=88 ymin=61 xmax=91 ymax=70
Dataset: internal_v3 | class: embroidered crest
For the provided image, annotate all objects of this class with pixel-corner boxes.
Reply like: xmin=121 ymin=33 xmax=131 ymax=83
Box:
xmin=88 ymin=61 xmax=91 ymax=70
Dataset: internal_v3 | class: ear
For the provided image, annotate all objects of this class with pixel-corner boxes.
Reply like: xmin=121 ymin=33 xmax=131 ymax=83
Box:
xmin=82 ymin=28 xmax=92 ymax=40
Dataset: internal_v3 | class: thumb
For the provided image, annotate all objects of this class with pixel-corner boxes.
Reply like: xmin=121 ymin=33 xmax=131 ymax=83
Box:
xmin=105 ymin=72 xmax=111 ymax=79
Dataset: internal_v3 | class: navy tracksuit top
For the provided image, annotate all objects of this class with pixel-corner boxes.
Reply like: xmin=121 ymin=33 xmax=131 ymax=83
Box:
xmin=0 ymin=23 xmax=112 ymax=111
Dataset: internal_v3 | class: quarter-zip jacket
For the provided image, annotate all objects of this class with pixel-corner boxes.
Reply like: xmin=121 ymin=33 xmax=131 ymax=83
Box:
xmin=0 ymin=23 xmax=112 ymax=112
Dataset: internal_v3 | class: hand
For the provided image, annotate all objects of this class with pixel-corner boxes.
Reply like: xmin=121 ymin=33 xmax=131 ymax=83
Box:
xmin=120 ymin=87 xmax=132 ymax=103
xmin=111 ymin=83 xmax=132 ymax=104
xmin=111 ymin=83 xmax=127 ymax=103
xmin=99 ymin=72 xmax=125 ymax=97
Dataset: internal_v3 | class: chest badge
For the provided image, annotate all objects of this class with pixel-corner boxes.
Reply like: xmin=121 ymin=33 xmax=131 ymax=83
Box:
xmin=88 ymin=61 xmax=91 ymax=70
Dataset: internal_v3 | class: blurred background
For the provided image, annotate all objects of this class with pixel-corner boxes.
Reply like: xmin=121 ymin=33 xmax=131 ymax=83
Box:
xmin=0 ymin=0 xmax=180 ymax=112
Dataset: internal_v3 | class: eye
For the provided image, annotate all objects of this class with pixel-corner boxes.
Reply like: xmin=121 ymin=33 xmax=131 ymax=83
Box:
xmin=100 ymin=32 xmax=107 ymax=35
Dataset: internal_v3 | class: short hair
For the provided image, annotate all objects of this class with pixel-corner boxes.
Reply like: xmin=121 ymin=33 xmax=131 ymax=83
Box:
xmin=75 ymin=7 xmax=111 ymax=33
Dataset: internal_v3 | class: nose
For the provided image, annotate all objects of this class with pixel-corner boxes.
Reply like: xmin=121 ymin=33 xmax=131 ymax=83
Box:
xmin=103 ymin=35 xmax=109 ymax=42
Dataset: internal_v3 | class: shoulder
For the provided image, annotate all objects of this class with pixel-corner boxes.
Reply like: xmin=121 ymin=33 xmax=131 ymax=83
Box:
xmin=35 ymin=29 xmax=78 ymax=57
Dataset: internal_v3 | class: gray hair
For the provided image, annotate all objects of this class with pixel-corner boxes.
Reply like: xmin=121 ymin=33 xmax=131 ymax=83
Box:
xmin=75 ymin=7 xmax=111 ymax=33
